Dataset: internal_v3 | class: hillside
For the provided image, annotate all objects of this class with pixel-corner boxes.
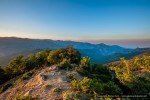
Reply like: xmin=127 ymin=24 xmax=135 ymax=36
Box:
xmin=0 ymin=47 xmax=149 ymax=99
xmin=0 ymin=37 xmax=134 ymax=66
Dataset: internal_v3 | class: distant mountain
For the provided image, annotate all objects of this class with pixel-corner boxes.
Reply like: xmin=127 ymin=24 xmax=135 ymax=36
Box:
xmin=0 ymin=37 xmax=149 ymax=66
xmin=105 ymin=48 xmax=150 ymax=63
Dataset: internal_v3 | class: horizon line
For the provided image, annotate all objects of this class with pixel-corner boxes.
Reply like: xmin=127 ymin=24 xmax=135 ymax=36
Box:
xmin=0 ymin=36 xmax=150 ymax=49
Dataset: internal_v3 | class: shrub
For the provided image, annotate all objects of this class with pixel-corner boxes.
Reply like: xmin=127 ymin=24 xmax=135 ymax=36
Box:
xmin=4 ymin=55 xmax=26 ymax=77
xmin=66 ymin=46 xmax=81 ymax=64
xmin=47 ymin=48 xmax=67 ymax=64
xmin=110 ymin=56 xmax=150 ymax=95
xmin=76 ymin=57 xmax=90 ymax=75
xmin=36 ymin=49 xmax=51 ymax=67
xmin=90 ymin=64 xmax=112 ymax=82
xmin=58 ymin=59 xmax=72 ymax=70
xmin=0 ymin=82 xmax=13 ymax=93
xmin=80 ymin=57 xmax=90 ymax=68
xmin=103 ymin=81 xmax=122 ymax=94
xmin=77 ymin=60 xmax=113 ymax=82
xmin=71 ymin=77 xmax=122 ymax=96
xmin=47 ymin=47 xmax=81 ymax=65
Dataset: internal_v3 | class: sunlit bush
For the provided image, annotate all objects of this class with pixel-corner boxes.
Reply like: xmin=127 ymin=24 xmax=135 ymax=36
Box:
xmin=58 ymin=59 xmax=72 ymax=70
xmin=47 ymin=46 xmax=81 ymax=65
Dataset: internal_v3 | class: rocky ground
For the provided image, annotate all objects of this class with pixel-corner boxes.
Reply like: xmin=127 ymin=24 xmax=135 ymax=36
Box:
xmin=0 ymin=65 xmax=85 ymax=100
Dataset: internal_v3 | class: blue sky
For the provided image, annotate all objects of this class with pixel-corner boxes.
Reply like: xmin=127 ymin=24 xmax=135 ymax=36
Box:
xmin=0 ymin=0 xmax=150 ymax=48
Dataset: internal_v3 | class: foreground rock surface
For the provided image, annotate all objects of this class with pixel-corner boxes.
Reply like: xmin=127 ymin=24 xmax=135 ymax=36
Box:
xmin=0 ymin=65 xmax=84 ymax=100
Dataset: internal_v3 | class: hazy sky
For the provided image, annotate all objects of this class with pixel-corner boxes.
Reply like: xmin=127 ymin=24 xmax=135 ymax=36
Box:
xmin=0 ymin=0 xmax=150 ymax=48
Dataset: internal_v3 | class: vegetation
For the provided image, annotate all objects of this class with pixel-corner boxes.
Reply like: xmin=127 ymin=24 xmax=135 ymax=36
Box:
xmin=0 ymin=46 xmax=149 ymax=99
xmin=3 ymin=49 xmax=51 ymax=79
xmin=76 ymin=57 xmax=91 ymax=75
xmin=47 ymin=46 xmax=81 ymax=64
xmin=63 ymin=90 xmax=88 ymax=100
xmin=73 ymin=57 xmax=123 ymax=98
xmin=110 ymin=56 xmax=150 ymax=94
xmin=76 ymin=57 xmax=112 ymax=82
xmin=0 ymin=82 xmax=13 ymax=93
xmin=67 ymin=73 xmax=76 ymax=81
xmin=71 ymin=77 xmax=122 ymax=96
xmin=57 ymin=59 xmax=72 ymax=70
xmin=0 ymin=67 xmax=9 ymax=84
xmin=20 ymin=69 xmax=37 ymax=81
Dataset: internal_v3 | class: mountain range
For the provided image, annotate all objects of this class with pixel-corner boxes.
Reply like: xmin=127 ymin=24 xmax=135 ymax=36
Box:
xmin=0 ymin=37 xmax=149 ymax=66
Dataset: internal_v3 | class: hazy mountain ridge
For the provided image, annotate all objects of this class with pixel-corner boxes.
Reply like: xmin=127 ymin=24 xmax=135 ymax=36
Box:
xmin=0 ymin=37 xmax=149 ymax=66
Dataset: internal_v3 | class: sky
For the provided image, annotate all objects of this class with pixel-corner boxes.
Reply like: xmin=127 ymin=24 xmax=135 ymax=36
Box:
xmin=0 ymin=0 xmax=150 ymax=48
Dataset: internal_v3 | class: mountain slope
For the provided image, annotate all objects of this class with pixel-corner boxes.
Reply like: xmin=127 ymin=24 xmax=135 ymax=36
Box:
xmin=0 ymin=47 xmax=149 ymax=99
xmin=0 ymin=37 xmax=133 ymax=66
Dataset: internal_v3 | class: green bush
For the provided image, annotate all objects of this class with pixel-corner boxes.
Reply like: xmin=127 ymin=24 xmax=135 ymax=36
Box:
xmin=47 ymin=46 xmax=81 ymax=65
xmin=4 ymin=55 xmax=26 ymax=77
xmin=2 ymin=49 xmax=51 ymax=81
xmin=110 ymin=56 xmax=150 ymax=95
xmin=76 ymin=57 xmax=90 ymax=75
xmin=103 ymin=81 xmax=122 ymax=94
xmin=90 ymin=64 xmax=112 ymax=82
xmin=80 ymin=57 xmax=90 ymax=68
xmin=66 ymin=46 xmax=81 ymax=64
xmin=71 ymin=77 xmax=122 ymax=95
xmin=58 ymin=59 xmax=72 ymax=70
xmin=76 ymin=59 xmax=113 ymax=82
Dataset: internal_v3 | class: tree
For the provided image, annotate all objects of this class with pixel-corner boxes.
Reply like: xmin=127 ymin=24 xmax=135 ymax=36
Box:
xmin=66 ymin=46 xmax=81 ymax=64
xmin=4 ymin=55 xmax=26 ymax=77
xmin=47 ymin=47 xmax=81 ymax=65
xmin=47 ymin=48 xmax=66 ymax=64
xmin=36 ymin=49 xmax=51 ymax=67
